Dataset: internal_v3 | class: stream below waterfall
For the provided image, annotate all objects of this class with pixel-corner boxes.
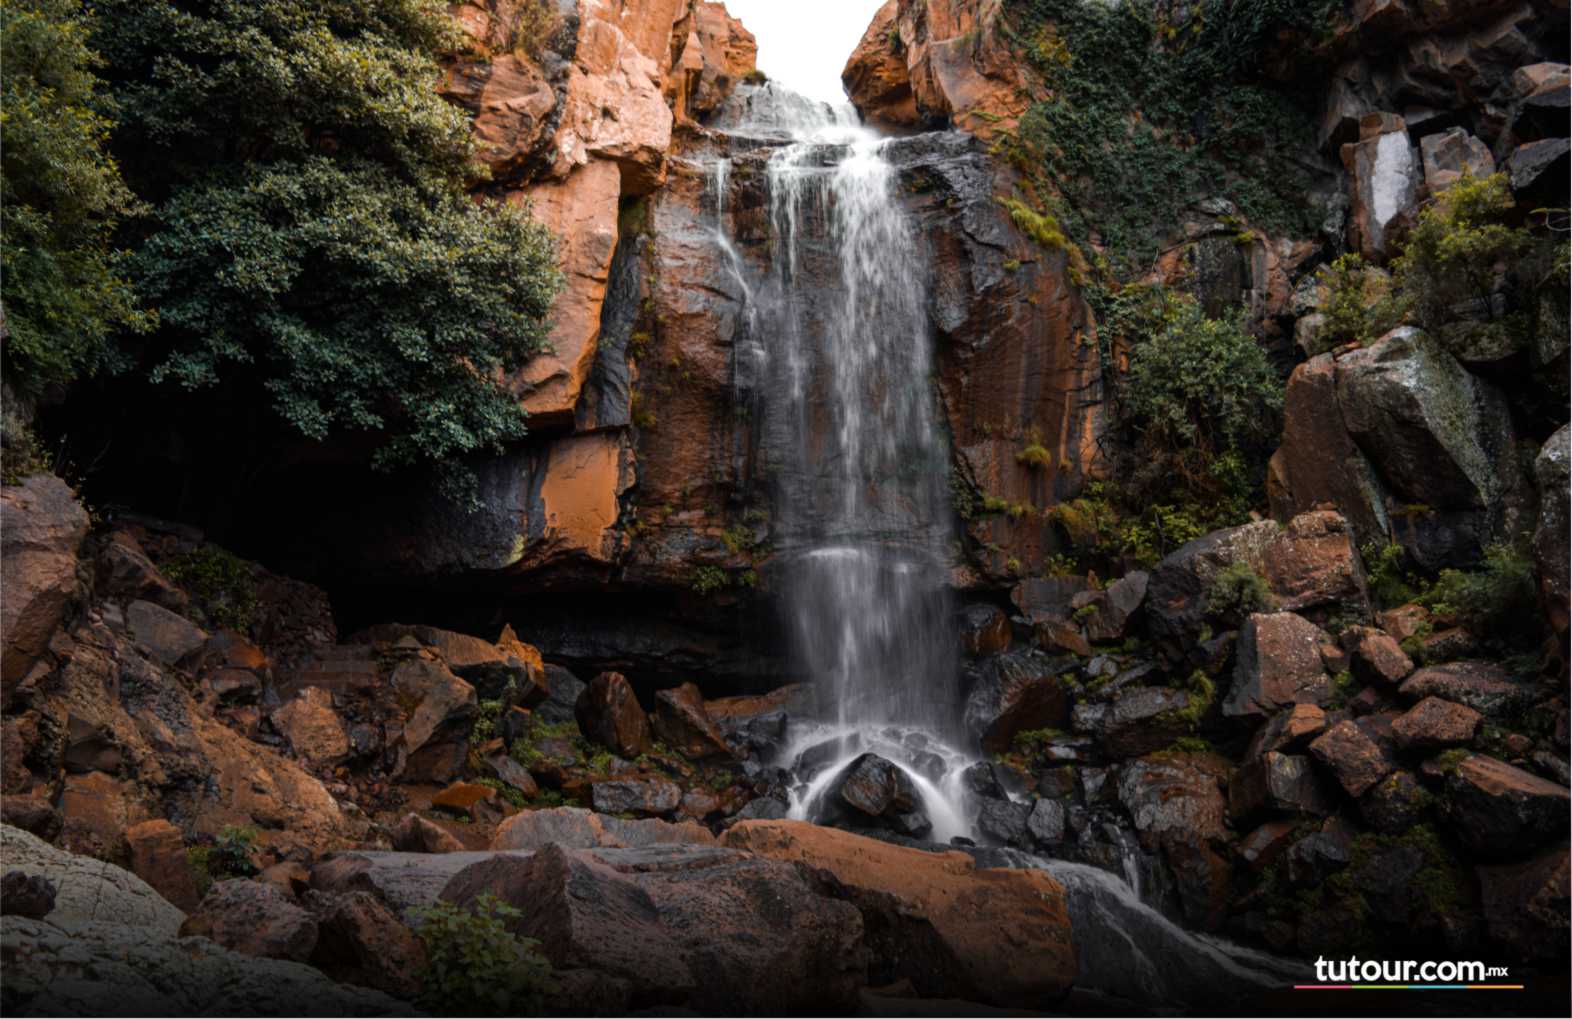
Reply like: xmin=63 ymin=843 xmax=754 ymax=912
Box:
xmin=696 ymin=81 xmax=1309 ymax=1009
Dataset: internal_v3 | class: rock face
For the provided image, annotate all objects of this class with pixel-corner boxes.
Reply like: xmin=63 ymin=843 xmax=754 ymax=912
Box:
xmin=1 ymin=475 xmax=89 ymax=687
xmin=440 ymin=843 xmax=865 ymax=1014
xmin=963 ymin=649 xmax=1073 ymax=753
xmin=723 ymin=820 xmax=1077 ymax=1007
xmin=1270 ymin=328 xmax=1523 ymax=569
xmin=1342 ymin=113 xmax=1422 ymax=260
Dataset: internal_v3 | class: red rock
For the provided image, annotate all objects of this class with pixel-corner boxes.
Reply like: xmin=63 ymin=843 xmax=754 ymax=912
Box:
xmin=964 ymin=650 xmax=1072 ymax=755
xmin=1230 ymin=752 xmax=1334 ymax=820
xmin=257 ymin=860 xmax=311 ymax=899
xmin=1240 ymin=821 xmax=1297 ymax=873
xmin=842 ymin=0 xmax=919 ymax=127
xmin=430 ymin=781 xmax=498 ymax=819
xmin=958 ymin=603 xmax=1011 ymax=657
xmin=652 ymin=682 xmax=733 ymax=759
xmin=484 ymin=752 xmax=540 ymax=799
xmin=724 ymin=820 xmax=1076 ymax=1007
xmin=1391 ymin=696 xmax=1481 ymax=750
xmin=58 ymin=771 xmax=148 ymax=862
xmin=1309 ymin=719 xmax=1395 ymax=798
xmin=389 ymin=812 xmax=466 ymax=855
xmin=1033 ymin=617 xmax=1091 ymax=657
xmin=1266 ymin=355 xmax=1386 ymax=544
xmin=269 ymin=687 xmax=350 ymax=769
xmin=125 ymin=819 xmax=202 ymax=913
xmin=1 ymin=475 xmax=89 ymax=686
xmin=1225 ymin=613 xmax=1333 ymax=718
xmin=1263 ymin=511 xmax=1369 ymax=616
xmin=1399 ymin=661 xmax=1536 ymax=717
xmin=126 ymin=599 xmax=208 ymax=667
xmin=575 ymin=672 xmax=651 ymax=757
xmin=589 ymin=776 xmax=681 ymax=817
xmin=489 ymin=805 xmax=715 ymax=851
xmin=390 ymin=658 xmax=477 ymax=777
xmin=306 ymin=888 xmax=427 ymax=1000
xmin=0 ymin=794 xmax=60 ymax=841
xmin=1245 ymin=703 xmax=1328 ymax=760
xmin=181 ymin=879 xmax=318 ymax=962
xmin=1346 ymin=626 xmax=1414 ymax=686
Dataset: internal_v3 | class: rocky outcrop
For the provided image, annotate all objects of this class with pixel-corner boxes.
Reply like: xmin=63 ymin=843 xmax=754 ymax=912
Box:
xmin=1 ymin=475 xmax=89 ymax=689
xmin=843 ymin=0 xmax=1037 ymax=137
xmin=723 ymin=820 xmax=1077 ymax=1007
xmin=0 ymin=824 xmax=184 ymax=935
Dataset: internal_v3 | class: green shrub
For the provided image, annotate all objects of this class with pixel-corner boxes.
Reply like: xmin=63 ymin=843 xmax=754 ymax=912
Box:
xmin=690 ymin=565 xmax=728 ymax=595
xmin=1206 ymin=560 xmax=1276 ymax=620
xmin=1417 ymin=543 xmax=1537 ymax=638
xmin=1315 ymin=253 xmax=1403 ymax=348
xmin=161 ymin=547 xmax=257 ymax=631
xmin=1 ymin=0 xmax=152 ymax=394
xmin=0 ymin=411 xmax=52 ymax=486
xmin=412 ymin=894 xmax=554 ymax=1015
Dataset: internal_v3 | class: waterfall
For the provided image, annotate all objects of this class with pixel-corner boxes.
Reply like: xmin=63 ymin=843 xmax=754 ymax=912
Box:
xmin=703 ymin=83 xmax=973 ymax=838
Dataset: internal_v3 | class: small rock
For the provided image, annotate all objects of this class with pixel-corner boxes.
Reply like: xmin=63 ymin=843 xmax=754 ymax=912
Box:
xmin=1390 ymin=696 xmax=1481 ymax=750
xmin=1308 ymin=719 xmax=1394 ymax=798
xmin=389 ymin=813 xmax=465 ymax=854
xmin=126 ymin=599 xmax=208 ymax=666
xmin=0 ymin=871 xmax=55 ymax=918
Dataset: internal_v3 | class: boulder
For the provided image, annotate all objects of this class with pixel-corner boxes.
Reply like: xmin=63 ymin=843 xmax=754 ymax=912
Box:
xmin=832 ymin=753 xmax=930 ymax=837
xmin=575 ymin=671 xmax=651 ymax=757
xmin=269 ymin=687 xmax=350 ymax=770
xmin=1533 ymin=425 xmax=1569 ymax=638
xmin=390 ymin=658 xmax=477 ymax=781
xmin=363 ymin=623 xmax=547 ymax=705
xmin=958 ymin=602 xmax=1011 ymax=657
xmin=126 ymin=600 xmax=209 ymax=667
xmin=1477 ymin=845 xmax=1569 ymax=964
xmin=1245 ymin=703 xmax=1328 ymax=760
xmin=57 ymin=770 xmax=148 ymax=862
xmin=2 ymin=915 xmax=415 ymax=1016
xmin=125 ymin=818 xmax=202 ymax=913
xmin=1230 ymin=753 xmax=1334 ymax=820
xmin=483 ymin=751 xmax=540 ymax=799
xmin=1026 ymin=798 xmax=1067 ymax=845
xmin=440 ymin=843 xmax=865 ymax=1014
xmin=1358 ymin=769 xmax=1430 ymax=835
xmin=1117 ymin=754 xmax=1229 ymax=848
xmin=390 ymin=813 xmax=465 ymax=854
xmin=1225 ymin=613 xmax=1333 ymax=718
xmin=963 ymin=649 xmax=1074 ymax=754
xmin=537 ymin=663 xmax=587 ymax=725
xmin=1072 ymin=686 xmax=1194 ymax=759
xmin=976 ymin=799 xmax=1032 ymax=847
xmin=1263 ymin=511 xmax=1369 ymax=617
xmin=304 ymin=889 xmax=426 ymax=1000
xmin=1399 ymin=661 xmax=1537 ymax=716
xmin=179 ymin=879 xmax=318 ymax=962
xmin=1391 ymin=696 xmax=1482 ymax=750
xmin=651 ymin=682 xmax=733 ymax=759
xmin=723 ymin=820 xmax=1076 ymax=1007
xmin=1082 ymin=571 xmax=1149 ymax=643
xmin=488 ymin=805 xmax=715 ymax=852
xmin=1146 ymin=521 xmax=1280 ymax=645
xmin=1419 ymin=128 xmax=1494 ymax=192
xmin=841 ymin=0 xmax=919 ymax=127
xmin=309 ymin=851 xmax=513 ymax=919
xmin=1309 ymin=719 xmax=1396 ymax=798
xmin=1346 ymin=626 xmax=1415 ymax=686
xmin=589 ymin=777 xmax=681 ymax=817
xmin=1442 ymin=754 xmax=1570 ymax=859
xmin=0 ymin=475 xmax=89 ymax=686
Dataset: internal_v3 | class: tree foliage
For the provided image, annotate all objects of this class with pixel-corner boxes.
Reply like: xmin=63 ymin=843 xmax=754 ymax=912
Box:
xmin=87 ymin=0 xmax=562 ymax=499
xmin=1 ymin=0 xmax=149 ymax=392
xmin=412 ymin=894 xmax=554 ymax=1014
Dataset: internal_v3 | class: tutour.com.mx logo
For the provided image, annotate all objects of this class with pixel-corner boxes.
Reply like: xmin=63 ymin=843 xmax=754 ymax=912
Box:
xmin=1295 ymin=956 xmax=1522 ymax=990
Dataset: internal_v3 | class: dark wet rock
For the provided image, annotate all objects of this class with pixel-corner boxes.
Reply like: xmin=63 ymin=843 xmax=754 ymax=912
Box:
xmin=1358 ymin=770 xmax=1430 ymax=835
xmin=0 ymin=871 xmax=55 ymax=919
xmin=1230 ymin=752 xmax=1334 ymax=820
xmin=1082 ymin=571 xmax=1149 ymax=643
xmin=1146 ymin=521 xmax=1280 ymax=645
xmin=1400 ymin=661 xmax=1537 ymax=717
xmin=1442 ymin=754 xmax=1571 ymax=860
xmin=834 ymin=754 xmax=930 ymax=838
xmin=589 ymin=777 xmax=682 ymax=817
xmin=1533 ymin=425 xmax=1569 ymax=640
xmin=389 ymin=813 xmax=465 ymax=855
xmin=960 ymin=761 xmax=1002 ymax=799
xmin=536 ymin=664 xmax=587 ymax=725
xmin=1118 ymin=755 xmax=1228 ymax=848
xmin=1025 ymin=798 xmax=1066 ymax=845
xmin=575 ymin=672 xmax=651 ymax=757
xmin=1477 ymin=844 xmax=1569 ymax=964
xmin=0 ymin=797 xmax=60 ymax=842
xmin=976 ymin=799 xmax=1032 ymax=847
xmin=732 ymin=797 xmax=789 ymax=821
xmin=304 ymin=889 xmax=426 ymax=1000
xmin=1226 ymin=613 xmax=1333 ymax=718
xmin=439 ymin=843 xmax=866 ymax=1014
xmin=1285 ymin=825 xmax=1353 ymax=886
xmin=1036 ymin=766 xmax=1077 ymax=802
xmin=1072 ymin=686 xmax=1193 ymax=758
xmin=958 ymin=603 xmax=1011 ymax=657
xmin=1309 ymin=719 xmax=1396 ymax=798
xmin=1238 ymin=822 xmax=1296 ymax=873
xmin=963 ymin=649 xmax=1075 ymax=754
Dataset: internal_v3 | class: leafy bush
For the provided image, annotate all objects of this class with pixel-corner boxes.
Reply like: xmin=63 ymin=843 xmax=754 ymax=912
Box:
xmin=1392 ymin=173 xmax=1533 ymax=358
xmin=188 ymin=823 xmax=259 ymax=895
xmin=1206 ymin=560 xmax=1276 ymax=621
xmin=1417 ymin=543 xmax=1537 ymax=638
xmin=161 ymin=546 xmax=257 ymax=631
xmin=1 ymin=0 xmax=151 ymax=393
xmin=1315 ymin=253 xmax=1402 ymax=349
xmin=90 ymin=0 xmax=563 ymax=504
xmin=412 ymin=894 xmax=554 ymax=1015
xmin=1361 ymin=541 xmax=1417 ymax=610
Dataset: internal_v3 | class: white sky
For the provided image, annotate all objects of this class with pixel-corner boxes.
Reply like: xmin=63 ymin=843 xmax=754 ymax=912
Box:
xmin=723 ymin=0 xmax=890 ymax=105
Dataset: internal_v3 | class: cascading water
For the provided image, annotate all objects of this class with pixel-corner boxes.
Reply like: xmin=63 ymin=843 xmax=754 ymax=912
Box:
xmin=704 ymin=84 xmax=975 ymax=841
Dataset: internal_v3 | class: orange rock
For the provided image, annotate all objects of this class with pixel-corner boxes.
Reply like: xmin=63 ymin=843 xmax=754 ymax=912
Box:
xmin=1 ymin=475 xmax=89 ymax=686
xmin=58 ymin=771 xmax=149 ymax=862
xmin=668 ymin=1 xmax=758 ymax=122
xmin=125 ymin=818 xmax=202 ymax=913
xmin=842 ymin=0 xmax=920 ymax=127
xmin=722 ymin=820 xmax=1076 ymax=1006
xmin=431 ymin=781 xmax=499 ymax=817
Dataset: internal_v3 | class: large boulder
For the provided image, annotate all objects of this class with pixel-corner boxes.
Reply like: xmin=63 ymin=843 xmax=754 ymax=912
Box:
xmin=304 ymin=888 xmax=427 ymax=1000
xmin=390 ymin=657 xmax=477 ymax=783
xmin=723 ymin=820 xmax=1076 ymax=1007
xmin=589 ymin=777 xmax=682 ymax=817
xmin=1399 ymin=661 xmax=1538 ymax=717
xmin=489 ymin=805 xmax=715 ymax=852
xmin=1390 ymin=696 xmax=1482 ymax=750
xmin=1146 ymin=521 xmax=1279 ymax=646
xmin=0 ymin=824 xmax=184 ymax=935
xmin=1225 ymin=613 xmax=1334 ymax=718
xmin=180 ymin=879 xmax=319 ymax=963
xmin=1341 ymin=113 xmax=1421 ymax=260
xmin=1262 ymin=511 xmax=1369 ymax=618
xmin=575 ymin=671 xmax=651 ymax=757
xmin=651 ymin=682 xmax=732 ymax=759
xmin=1230 ymin=752 xmax=1334 ymax=820
xmin=1308 ymin=719 xmax=1396 ymax=798
xmin=1072 ymin=686 xmax=1194 ymax=759
xmin=963 ymin=649 xmax=1074 ymax=754
xmin=1442 ymin=754 xmax=1571 ymax=860
xmin=831 ymin=753 xmax=930 ymax=837
xmin=439 ymin=843 xmax=865 ymax=1014
xmin=2 ymin=915 xmax=414 ymax=1016
xmin=0 ymin=475 xmax=89 ymax=687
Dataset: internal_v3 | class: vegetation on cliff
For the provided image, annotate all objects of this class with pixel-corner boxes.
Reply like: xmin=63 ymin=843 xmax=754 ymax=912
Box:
xmin=1 ymin=0 xmax=564 ymax=502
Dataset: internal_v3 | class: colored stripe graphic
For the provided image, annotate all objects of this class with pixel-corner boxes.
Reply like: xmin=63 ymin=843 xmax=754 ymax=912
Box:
xmin=1293 ymin=984 xmax=1524 ymax=990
